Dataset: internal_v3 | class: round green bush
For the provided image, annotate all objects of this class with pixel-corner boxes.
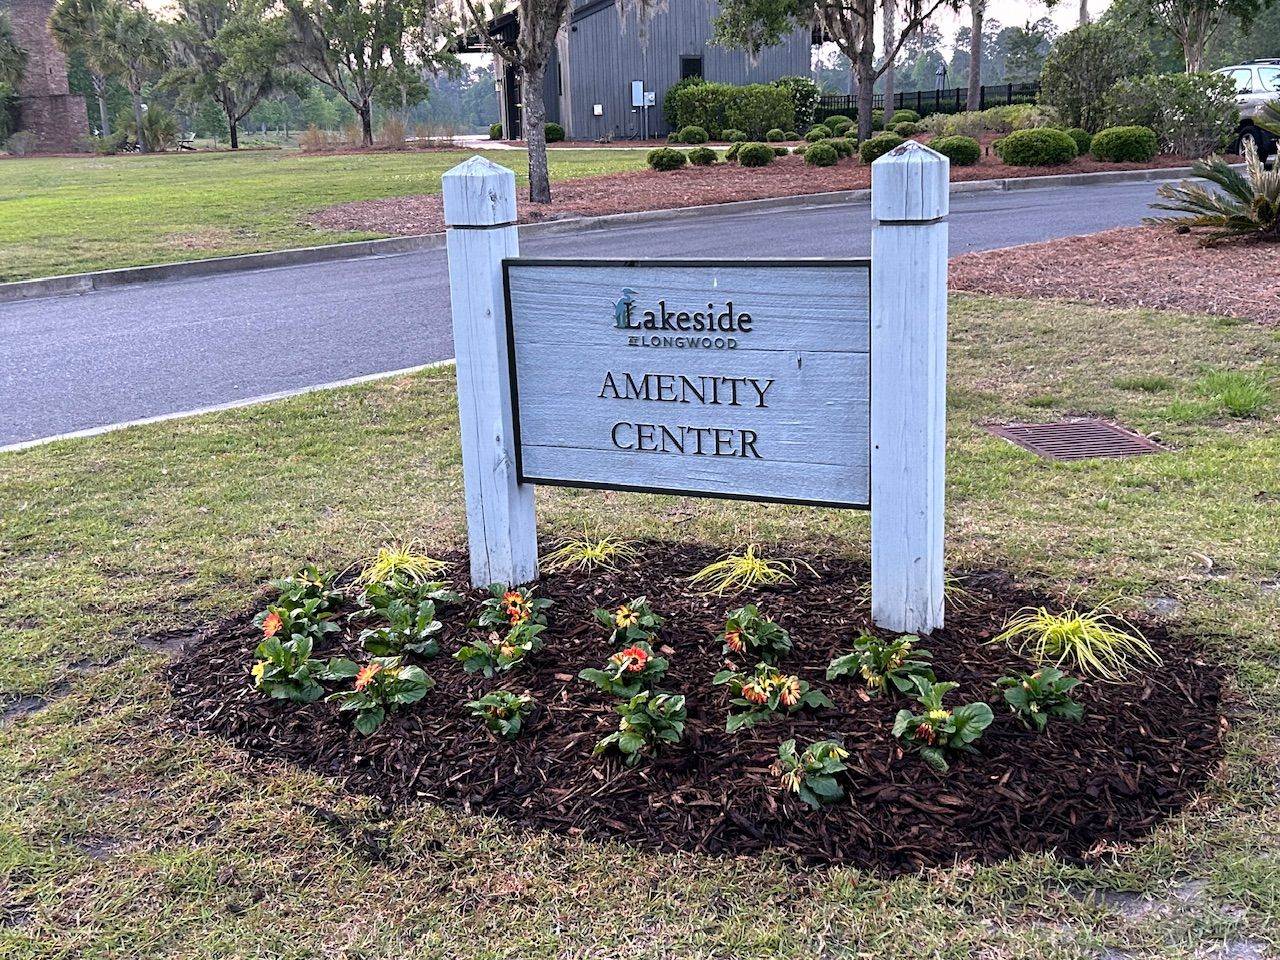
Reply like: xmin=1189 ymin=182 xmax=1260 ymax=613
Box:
xmin=688 ymin=146 xmax=716 ymax=166
xmin=737 ymin=142 xmax=775 ymax=167
xmin=719 ymin=128 xmax=748 ymax=142
xmin=773 ymin=145 xmax=789 ymax=156
xmin=667 ymin=132 xmax=680 ymax=143
xmin=859 ymin=132 xmax=905 ymax=164
xmin=726 ymin=141 xmax=742 ymax=162
xmin=830 ymin=137 xmax=854 ymax=158
xmin=803 ymin=141 xmax=839 ymax=166
xmin=824 ymin=114 xmax=853 ymax=129
xmin=871 ymin=110 xmax=885 ymax=131
xmin=891 ymin=109 xmax=921 ymax=125
xmin=791 ymin=144 xmax=806 ymax=156
xmin=1065 ymin=127 xmax=1093 ymax=156
xmin=489 ymin=122 xmax=503 ymax=140
xmin=930 ymin=135 xmax=981 ymax=166
xmin=1090 ymin=125 xmax=1157 ymax=162
xmin=805 ymin=125 xmax=833 ymax=142
xmin=545 ymin=122 xmax=565 ymax=143
xmin=992 ymin=137 xmax=1005 ymax=159
xmin=765 ymin=128 xmax=786 ymax=142
xmin=647 ymin=147 xmax=688 ymax=172
xmin=678 ymin=125 xmax=709 ymax=144
xmin=997 ymin=127 xmax=1077 ymax=166
xmin=830 ymin=119 xmax=853 ymax=137
xmin=784 ymin=130 xmax=800 ymax=141
xmin=893 ymin=121 xmax=923 ymax=137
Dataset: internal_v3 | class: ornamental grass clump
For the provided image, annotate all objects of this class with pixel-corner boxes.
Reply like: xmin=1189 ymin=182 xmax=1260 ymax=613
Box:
xmin=997 ymin=668 xmax=1083 ymax=732
xmin=687 ymin=545 xmax=813 ymax=595
xmin=579 ymin=641 xmax=669 ymax=697
xmin=541 ymin=534 xmax=641 ymax=573
xmin=594 ymin=691 xmax=687 ymax=766
xmin=776 ymin=739 xmax=849 ymax=810
xmin=594 ymin=596 xmax=664 ymax=645
xmin=1146 ymin=140 xmax=1280 ymax=243
xmin=991 ymin=602 xmax=1159 ymax=681
xmin=827 ymin=633 xmax=935 ymax=696
xmin=714 ymin=663 xmax=833 ymax=732
xmin=719 ymin=604 xmax=792 ymax=664
xmin=467 ymin=691 xmax=535 ymax=739
xmin=324 ymin=656 xmax=433 ymax=735
xmin=892 ymin=677 xmax=993 ymax=772
xmin=357 ymin=542 xmax=447 ymax=587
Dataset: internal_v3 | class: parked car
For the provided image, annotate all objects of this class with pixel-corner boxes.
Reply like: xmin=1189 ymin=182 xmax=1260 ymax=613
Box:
xmin=1214 ymin=59 xmax=1280 ymax=159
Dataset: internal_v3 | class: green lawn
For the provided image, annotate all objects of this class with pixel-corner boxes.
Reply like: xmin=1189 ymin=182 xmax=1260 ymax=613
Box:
xmin=2 ymin=295 xmax=1279 ymax=957
xmin=0 ymin=148 xmax=648 ymax=283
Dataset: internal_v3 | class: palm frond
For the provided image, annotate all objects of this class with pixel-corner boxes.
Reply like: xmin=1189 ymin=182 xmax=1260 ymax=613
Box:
xmin=1144 ymin=140 xmax=1280 ymax=242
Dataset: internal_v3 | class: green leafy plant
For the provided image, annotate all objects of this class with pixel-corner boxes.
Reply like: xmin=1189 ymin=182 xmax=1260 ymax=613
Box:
xmin=454 ymin=622 xmax=545 ymax=677
xmin=998 ymin=127 xmax=1077 ymax=166
xmin=719 ymin=604 xmax=792 ymax=664
xmin=358 ymin=597 xmax=443 ymax=657
xmin=467 ymin=690 xmax=535 ymax=739
xmin=997 ymin=668 xmax=1083 ymax=732
xmin=1197 ymin=369 xmax=1271 ymax=417
xmin=1147 ymin=140 xmax=1280 ymax=243
xmin=646 ymin=147 xmax=687 ymax=172
xmin=477 ymin=584 xmax=552 ymax=630
xmin=593 ymin=596 xmax=664 ymax=645
xmin=893 ymin=121 xmax=923 ymax=137
xmin=991 ymin=603 xmax=1159 ymax=681
xmin=714 ymin=663 xmax=833 ymax=732
xmin=930 ymin=135 xmax=981 ymax=166
xmin=489 ymin=121 xmax=502 ymax=139
xmin=687 ymin=545 xmax=813 ymax=596
xmin=891 ymin=109 xmax=921 ymax=124
xmin=765 ymin=127 xmax=786 ymax=141
xmin=777 ymin=738 xmax=849 ymax=809
xmin=1105 ymin=72 xmax=1238 ymax=157
xmin=1038 ymin=22 xmax=1154 ymax=130
xmin=269 ymin=565 xmax=340 ymax=612
xmin=540 ymin=534 xmax=640 ymax=574
xmin=254 ymin=596 xmax=339 ymax=647
xmin=805 ymin=124 xmax=832 ymax=142
xmin=324 ymin=656 xmax=433 ymax=735
xmin=892 ymin=677 xmax=994 ymax=772
xmin=678 ymin=124 xmax=709 ymax=144
xmin=719 ymin=128 xmax=749 ymax=142
xmin=859 ymin=132 xmax=904 ymax=163
xmin=772 ymin=75 xmax=819 ymax=128
xmin=827 ymin=633 xmax=935 ymax=696
xmin=545 ymin=122 xmax=565 ymax=143
xmin=689 ymin=146 xmax=717 ymax=166
xmin=722 ymin=84 xmax=795 ymax=138
xmin=1065 ymin=127 xmax=1093 ymax=155
xmin=804 ymin=141 xmax=839 ymax=166
xmin=360 ymin=577 xmax=460 ymax=612
xmin=830 ymin=137 xmax=854 ymax=158
xmin=357 ymin=541 xmax=447 ymax=587
xmin=593 ymin=691 xmax=687 ymax=766
xmin=737 ymin=142 xmax=774 ymax=167
xmin=251 ymin=632 xmax=328 ymax=703
xmin=1090 ymin=125 xmax=1157 ymax=162
xmin=578 ymin=640 xmax=669 ymax=697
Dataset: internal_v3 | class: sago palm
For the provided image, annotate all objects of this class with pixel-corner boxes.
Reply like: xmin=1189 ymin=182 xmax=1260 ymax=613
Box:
xmin=0 ymin=11 xmax=27 ymax=90
xmin=1146 ymin=138 xmax=1280 ymax=243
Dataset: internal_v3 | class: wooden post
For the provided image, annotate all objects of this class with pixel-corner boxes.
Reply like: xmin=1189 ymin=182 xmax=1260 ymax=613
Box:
xmin=443 ymin=156 xmax=539 ymax=588
xmin=869 ymin=141 xmax=949 ymax=634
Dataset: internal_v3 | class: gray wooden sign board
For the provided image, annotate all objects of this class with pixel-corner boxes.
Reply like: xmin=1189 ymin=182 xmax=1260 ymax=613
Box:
xmin=503 ymin=259 xmax=871 ymax=509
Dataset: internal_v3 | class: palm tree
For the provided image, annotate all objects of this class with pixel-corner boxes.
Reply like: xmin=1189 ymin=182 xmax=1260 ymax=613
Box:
xmin=0 ymin=10 xmax=28 ymax=90
xmin=98 ymin=2 xmax=167 ymax=151
xmin=1146 ymin=140 xmax=1280 ymax=243
xmin=49 ymin=0 xmax=116 ymax=136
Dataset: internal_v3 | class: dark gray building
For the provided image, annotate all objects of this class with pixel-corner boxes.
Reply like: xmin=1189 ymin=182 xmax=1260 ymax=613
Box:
xmin=486 ymin=0 xmax=813 ymax=140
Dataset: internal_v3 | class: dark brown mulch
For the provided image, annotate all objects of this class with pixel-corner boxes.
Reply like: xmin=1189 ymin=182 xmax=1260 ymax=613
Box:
xmin=950 ymin=225 xmax=1280 ymax=325
xmin=167 ymin=544 xmax=1224 ymax=875
xmin=303 ymin=140 xmax=1200 ymax=238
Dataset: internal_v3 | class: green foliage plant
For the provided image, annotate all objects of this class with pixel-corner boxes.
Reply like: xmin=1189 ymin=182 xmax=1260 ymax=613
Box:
xmin=489 ymin=121 xmax=502 ymax=139
xmin=687 ymin=544 xmax=811 ymax=595
xmin=777 ymin=739 xmax=849 ymax=809
xmin=678 ymin=124 xmax=709 ymax=144
xmin=269 ymin=565 xmax=340 ymax=612
xmin=594 ymin=691 xmax=687 ymax=766
xmin=1065 ymin=127 xmax=1093 ymax=155
xmin=647 ymin=146 xmax=687 ymax=171
xmin=593 ymin=596 xmax=664 ymax=646
xmin=1038 ymin=22 xmax=1154 ymax=130
xmin=998 ymin=127 xmax=1077 ymax=165
xmin=893 ymin=120 xmax=923 ymax=136
xmin=891 ymin=109 xmax=921 ymax=124
xmin=722 ymin=83 xmax=795 ymax=138
xmin=772 ymin=75 xmax=819 ymax=127
xmin=1090 ymin=125 xmax=1158 ymax=162
xmin=477 ymin=584 xmax=552 ymax=631
xmin=467 ymin=691 xmax=534 ymax=739
xmin=1147 ymin=140 xmax=1280 ymax=242
xmin=358 ymin=597 xmax=443 ymax=657
xmin=827 ymin=633 xmax=935 ymax=696
xmin=324 ymin=656 xmax=432 ymax=735
xmin=251 ymin=631 xmax=328 ymax=703
xmin=688 ymin=145 xmax=717 ymax=166
xmin=803 ymin=141 xmax=838 ymax=166
xmin=578 ymin=640 xmax=669 ymax=697
xmin=737 ymin=141 xmax=774 ymax=167
xmin=997 ymin=668 xmax=1083 ymax=732
xmin=719 ymin=128 xmax=748 ymax=142
xmin=719 ymin=604 xmax=792 ymax=664
xmin=545 ymin=122 xmax=565 ymax=143
xmin=714 ymin=663 xmax=833 ymax=732
xmin=541 ymin=534 xmax=640 ymax=573
xmin=991 ymin=603 xmax=1160 ymax=680
xmin=454 ymin=622 xmax=545 ymax=677
xmin=804 ymin=124 xmax=832 ymax=141
xmin=930 ymin=135 xmax=981 ymax=166
xmin=1105 ymin=72 xmax=1238 ymax=157
xmin=892 ymin=677 xmax=994 ymax=772
xmin=765 ymin=127 xmax=785 ymax=141
xmin=859 ymin=132 xmax=904 ymax=163
xmin=357 ymin=541 xmax=446 ymax=587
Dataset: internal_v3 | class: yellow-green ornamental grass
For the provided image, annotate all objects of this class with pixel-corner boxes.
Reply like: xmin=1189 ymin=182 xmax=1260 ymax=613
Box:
xmin=540 ymin=534 xmax=641 ymax=573
xmin=687 ymin=544 xmax=816 ymax=595
xmin=991 ymin=603 xmax=1161 ymax=681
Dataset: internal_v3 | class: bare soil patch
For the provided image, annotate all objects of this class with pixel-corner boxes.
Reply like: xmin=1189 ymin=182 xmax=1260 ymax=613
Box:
xmin=304 ymin=144 xmax=1197 ymax=238
xmin=950 ymin=226 xmax=1280 ymax=325
xmin=168 ymin=544 xmax=1223 ymax=875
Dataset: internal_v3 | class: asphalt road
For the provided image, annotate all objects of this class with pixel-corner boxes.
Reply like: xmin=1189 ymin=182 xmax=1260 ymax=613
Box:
xmin=0 ymin=179 xmax=1168 ymax=449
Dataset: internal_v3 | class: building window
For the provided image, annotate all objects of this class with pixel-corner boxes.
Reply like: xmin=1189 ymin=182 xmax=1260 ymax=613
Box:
xmin=680 ymin=56 xmax=703 ymax=81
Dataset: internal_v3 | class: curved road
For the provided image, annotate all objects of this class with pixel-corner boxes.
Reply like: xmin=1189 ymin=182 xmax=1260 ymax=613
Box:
xmin=0 ymin=179 xmax=1167 ymax=449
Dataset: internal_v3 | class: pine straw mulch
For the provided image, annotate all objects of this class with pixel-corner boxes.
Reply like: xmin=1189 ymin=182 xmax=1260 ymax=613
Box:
xmin=303 ymin=145 xmax=1197 ymax=238
xmin=950 ymin=226 xmax=1280 ymax=326
xmin=167 ymin=543 xmax=1225 ymax=875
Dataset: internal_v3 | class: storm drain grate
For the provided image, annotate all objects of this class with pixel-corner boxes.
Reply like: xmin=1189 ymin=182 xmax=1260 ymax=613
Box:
xmin=985 ymin=420 xmax=1167 ymax=462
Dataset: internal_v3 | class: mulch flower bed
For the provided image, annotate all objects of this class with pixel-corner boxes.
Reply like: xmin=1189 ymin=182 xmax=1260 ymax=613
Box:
xmin=950 ymin=225 xmax=1280 ymax=325
xmin=168 ymin=544 xmax=1224 ymax=874
xmin=303 ymin=143 xmax=1198 ymax=239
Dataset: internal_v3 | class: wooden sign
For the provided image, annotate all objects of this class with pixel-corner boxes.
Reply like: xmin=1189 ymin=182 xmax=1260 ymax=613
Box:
xmin=503 ymin=259 xmax=871 ymax=509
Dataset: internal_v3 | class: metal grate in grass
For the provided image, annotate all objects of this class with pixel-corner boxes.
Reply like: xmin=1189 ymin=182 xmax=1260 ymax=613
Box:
xmin=985 ymin=420 xmax=1166 ymax=462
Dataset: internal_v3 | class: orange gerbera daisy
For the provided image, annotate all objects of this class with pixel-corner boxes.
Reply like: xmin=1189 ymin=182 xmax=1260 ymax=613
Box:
xmin=262 ymin=612 xmax=283 ymax=638
xmin=354 ymin=662 xmax=383 ymax=691
xmin=742 ymin=680 xmax=769 ymax=705
xmin=610 ymin=645 xmax=650 ymax=672
xmin=724 ymin=629 xmax=744 ymax=653
xmin=614 ymin=604 xmax=639 ymax=629
xmin=916 ymin=721 xmax=937 ymax=745
xmin=508 ymin=609 xmax=530 ymax=626
xmin=778 ymin=676 xmax=802 ymax=708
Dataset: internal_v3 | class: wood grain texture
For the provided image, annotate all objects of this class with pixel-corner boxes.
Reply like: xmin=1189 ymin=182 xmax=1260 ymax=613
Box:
xmin=871 ymin=141 xmax=950 ymax=222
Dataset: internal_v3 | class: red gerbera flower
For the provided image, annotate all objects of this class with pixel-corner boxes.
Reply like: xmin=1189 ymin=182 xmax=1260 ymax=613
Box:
xmin=262 ymin=612 xmax=283 ymax=638
xmin=354 ymin=662 xmax=383 ymax=691
xmin=724 ymin=629 xmax=744 ymax=653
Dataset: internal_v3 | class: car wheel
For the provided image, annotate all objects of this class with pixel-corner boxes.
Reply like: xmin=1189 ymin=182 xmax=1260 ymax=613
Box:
xmin=1240 ymin=127 xmax=1276 ymax=159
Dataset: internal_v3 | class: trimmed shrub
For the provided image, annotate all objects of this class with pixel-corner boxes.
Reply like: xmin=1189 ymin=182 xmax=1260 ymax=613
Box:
xmin=1065 ymin=127 xmax=1093 ymax=155
xmin=720 ymin=128 xmax=748 ymax=142
xmin=871 ymin=110 xmax=885 ymax=131
xmin=737 ymin=142 xmax=775 ymax=167
xmin=830 ymin=119 xmax=853 ymax=137
xmin=824 ymin=114 xmax=853 ymax=129
xmin=723 ymin=84 xmax=796 ymax=139
xmin=726 ymin=141 xmax=742 ymax=162
xmin=765 ymin=128 xmax=786 ymax=142
xmin=830 ymin=137 xmax=854 ymax=158
xmin=791 ymin=144 xmax=806 ymax=156
xmin=804 ymin=141 xmax=839 ymax=166
xmin=893 ymin=121 xmax=923 ymax=137
xmin=859 ymin=132 xmax=904 ymax=163
xmin=930 ymin=135 xmax=981 ymax=166
xmin=663 ymin=75 xmax=707 ymax=130
xmin=891 ymin=109 xmax=921 ymax=124
xmin=1104 ymin=72 xmax=1238 ymax=157
xmin=773 ymin=145 xmax=789 ymax=156
xmin=688 ymin=146 xmax=717 ymax=166
xmin=678 ymin=124 xmax=709 ymax=144
xmin=667 ymin=132 xmax=680 ymax=142
xmin=545 ymin=122 xmax=565 ymax=143
xmin=647 ymin=147 xmax=688 ymax=171
xmin=489 ymin=122 xmax=503 ymax=140
xmin=773 ymin=75 xmax=820 ymax=128
xmin=998 ymin=127 xmax=1078 ymax=166
xmin=666 ymin=81 xmax=736 ymax=137
xmin=1039 ymin=22 xmax=1154 ymax=131
xmin=1089 ymin=125 xmax=1157 ymax=162
xmin=992 ymin=137 xmax=1006 ymax=159
xmin=805 ymin=125 xmax=833 ymax=142
xmin=784 ymin=130 xmax=800 ymax=141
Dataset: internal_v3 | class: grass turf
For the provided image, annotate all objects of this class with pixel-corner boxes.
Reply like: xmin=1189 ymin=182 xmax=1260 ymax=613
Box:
xmin=2 ymin=294 xmax=1279 ymax=957
xmin=0 ymin=148 xmax=648 ymax=284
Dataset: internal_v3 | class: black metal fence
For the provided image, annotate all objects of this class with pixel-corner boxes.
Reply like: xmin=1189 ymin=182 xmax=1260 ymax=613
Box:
xmin=815 ymin=83 xmax=1041 ymax=123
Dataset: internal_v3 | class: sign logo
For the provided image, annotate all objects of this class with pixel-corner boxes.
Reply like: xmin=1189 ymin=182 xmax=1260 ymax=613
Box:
xmin=611 ymin=287 xmax=752 ymax=351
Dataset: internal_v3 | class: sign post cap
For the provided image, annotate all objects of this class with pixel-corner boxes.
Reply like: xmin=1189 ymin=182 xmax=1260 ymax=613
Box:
xmin=871 ymin=141 xmax=950 ymax=222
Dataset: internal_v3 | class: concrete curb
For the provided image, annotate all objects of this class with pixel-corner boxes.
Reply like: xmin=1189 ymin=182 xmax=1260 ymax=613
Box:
xmin=0 ymin=164 xmax=1201 ymax=305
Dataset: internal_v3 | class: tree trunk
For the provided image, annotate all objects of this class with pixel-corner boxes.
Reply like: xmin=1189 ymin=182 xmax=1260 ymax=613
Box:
xmin=133 ymin=92 xmax=148 ymax=152
xmin=93 ymin=74 xmax=110 ymax=137
xmin=359 ymin=102 xmax=374 ymax=147
xmin=1079 ymin=0 xmax=1089 ymax=26
xmin=855 ymin=36 xmax=876 ymax=143
xmin=229 ymin=116 xmax=240 ymax=149
xmin=524 ymin=61 xmax=552 ymax=204
xmin=882 ymin=0 xmax=897 ymax=120
xmin=967 ymin=1 xmax=984 ymax=113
